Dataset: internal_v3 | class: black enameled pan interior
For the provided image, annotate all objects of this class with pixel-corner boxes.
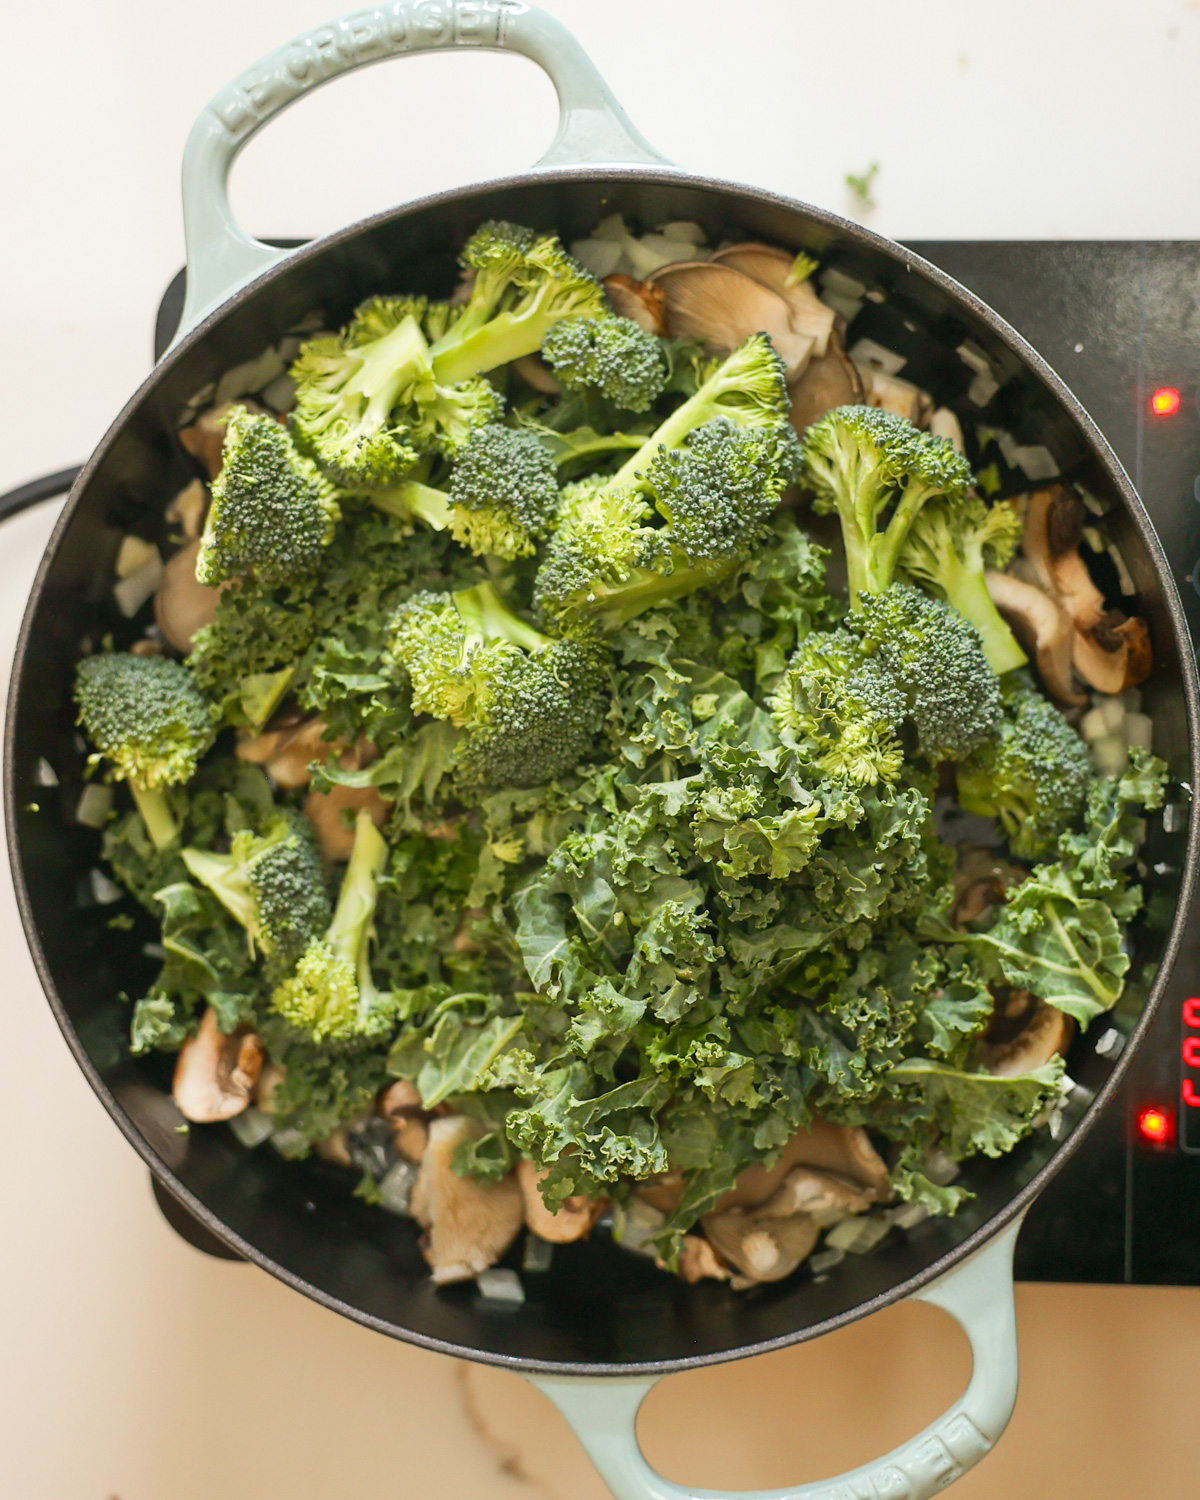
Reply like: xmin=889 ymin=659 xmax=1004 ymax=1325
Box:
xmin=7 ymin=171 xmax=1198 ymax=1375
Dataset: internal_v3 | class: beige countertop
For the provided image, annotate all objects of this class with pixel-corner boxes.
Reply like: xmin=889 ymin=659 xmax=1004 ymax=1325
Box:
xmin=5 ymin=2 xmax=1200 ymax=1494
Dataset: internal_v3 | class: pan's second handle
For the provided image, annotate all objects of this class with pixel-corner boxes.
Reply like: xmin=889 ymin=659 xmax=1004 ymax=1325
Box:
xmin=529 ymin=1217 xmax=1024 ymax=1500
xmin=177 ymin=1 xmax=670 ymax=342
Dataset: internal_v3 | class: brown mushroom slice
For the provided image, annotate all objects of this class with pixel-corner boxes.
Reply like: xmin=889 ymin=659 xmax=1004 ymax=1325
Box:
xmin=172 ymin=1007 xmax=262 ymax=1123
xmin=510 ymin=353 xmax=562 ymax=395
xmin=701 ymin=1206 xmax=819 ymax=1282
xmin=378 ymin=1079 xmax=423 ymax=1120
xmin=603 ymin=273 xmax=668 ymax=335
xmin=983 ymin=1001 xmax=1073 ymax=1078
xmin=787 ymin=332 xmax=863 ymax=435
xmin=165 ymin=477 xmax=209 ymax=539
xmin=647 ymin=262 xmax=815 ymax=379
xmin=758 ymin=1166 xmax=877 ymax=1228
xmin=178 ymin=399 xmax=263 ymax=479
xmin=236 ymin=716 xmax=348 ymax=790
xmin=516 ymin=1159 xmax=604 ymax=1245
xmin=154 ymin=539 xmax=221 ymax=653
xmin=954 ymin=877 xmax=1005 ymax=931
xmin=716 ymin=1120 xmax=890 ymax=1210
xmin=303 ymin=782 xmax=392 ymax=862
xmin=633 ymin=1169 xmax=685 ymax=1215
xmin=1073 ymin=612 xmax=1153 ymax=694
xmin=394 ymin=1117 xmax=429 ymax=1164
xmin=710 ymin=243 xmax=837 ymax=356
xmin=1034 ymin=486 xmax=1107 ymax=630
xmin=676 ymin=1235 xmax=731 ymax=1284
xmin=985 ymin=570 xmax=1086 ymax=706
xmin=412 ymin=1116 xmax=524 ymax=1284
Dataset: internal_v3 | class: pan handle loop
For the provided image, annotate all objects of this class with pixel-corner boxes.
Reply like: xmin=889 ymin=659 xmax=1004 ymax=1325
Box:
xmin=175 ymin=2 xmax=670 ymax=344
xmin=527 ymin=1215 xmax=1025 ymax=1500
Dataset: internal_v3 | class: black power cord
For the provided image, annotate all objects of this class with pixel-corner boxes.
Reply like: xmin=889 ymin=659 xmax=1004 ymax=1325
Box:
xmin=0 ymin=467 xmax=83 ymax=524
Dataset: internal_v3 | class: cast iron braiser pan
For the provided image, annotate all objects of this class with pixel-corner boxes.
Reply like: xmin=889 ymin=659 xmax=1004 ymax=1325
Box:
xmin=6 ymin=6 xmax=1198 ymax=1385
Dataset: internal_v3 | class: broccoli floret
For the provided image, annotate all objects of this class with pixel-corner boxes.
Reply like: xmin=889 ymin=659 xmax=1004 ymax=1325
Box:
xmin=428 ymin=223 xmax=606 ymax=386
xmin=197 ymin=407 xmax=341 ymax=587
xmin=404 ymin=373 xmax=505 ymax=459
xmin=533 ymin=336 xmax=792 ymax=629
xmin=288 ymin=296 xmax=434 ymax=487
xmin=541 ymin=314 xmax=667 ymax=411
xmin=643 ymin=418 xmax=800 ymax=565
xmin=848 ymin=585 xmax=1002 ymax=761
xmin=75 ymin=653 xmax=215 ymax=849
xmin=447 ymin=422 xmax=560 ymax=559
xmin=181 ymin=810 xmax=331 ymax=981
xmin=799 ymin=405 xmax=973 ymax=605
xmin=956 ymin=672 xmax=1094 ymax=857
xmin=770 ymin=627 xmax=905 ymax=785
xmin=270 ymin=809 xmax=395 ymax=1042
xmin=899 ymin=494 xmax=1027 ymax=674
xmin=771 ymin=585 xmax=1001 ymax=779
xmin=389 ymin=582 xmax=609 ymax=788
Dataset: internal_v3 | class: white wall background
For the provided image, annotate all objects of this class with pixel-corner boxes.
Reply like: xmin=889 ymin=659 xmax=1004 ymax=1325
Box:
xmin=3 ymin=4 xmax=1200 ymax=1498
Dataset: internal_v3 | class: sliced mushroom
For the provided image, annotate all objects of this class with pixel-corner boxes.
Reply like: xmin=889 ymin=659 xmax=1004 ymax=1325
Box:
xmin=603 ymin=273 xmax=668 ymax=335
xmin=155 ymin=539 xmax=221 ymax=653
xmin=710 ymin=243 xmax=837 ymax=356
xmin=255 ymin=1061 xmax=285 ymax=1114
xmin=172 ymin=1006 xmax=262 ymax=1123
xmin=314 ymin=1127 xmax=354 ymax=1168
xmin=378 ymin=1079 xmax=423 ymax=1120
xmin=1073 ymin=611 xmax=1153 ymax=694
xmin=236 ymin=716 xmax=349 ymax=790
xmin=394 ymin=1117 xmax=429 ymax=1164
xmin=676 ymin=1235 xmax=731 ymax=1284
xmin=303 ymin=782 xmax=392 ymax=862
xmin=701 ymin=1205 xmax=819 ymax=1282
xmin=510 ymin=353 xmax=562 ymax=395
xmin=1025 ymin=486 xmax=1105 ymax=629
xmin=758 ymin=1166 xmax=877 ymax=1228
xmin=954 ymin=878 xmax=1005 ymax=930
xmin=985 ymin=570 xmax=1086 ymax=705
xmin=516 ymin=1158 xmax=604 ymax=1245
xmin=165 ymin=477 xmax=209 ymax=539
xmin=634 ymin=1169 xmax=685 ymax=1215
xmin=411 ymin=1116 xmax=524 ymax=1284
xmin=787 ymin=331 xmax=863 ymax=435
xmin=647 ymin=262 xmax=814 ymax=379
xmin=983 ymin=1000 xmax=1073 ymax=1078
xmin=716 ymin=1121 xmax=890 ymax=1212
xmin=178 ymin=399 xmax=263 ymax=479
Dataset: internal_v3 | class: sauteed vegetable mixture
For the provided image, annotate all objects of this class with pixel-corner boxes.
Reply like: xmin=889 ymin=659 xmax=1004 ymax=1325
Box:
xmin=78 ymin=215 xmax=1167 ymax=1290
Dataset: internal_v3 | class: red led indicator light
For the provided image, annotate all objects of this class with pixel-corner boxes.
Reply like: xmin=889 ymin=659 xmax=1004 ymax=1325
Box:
xmin=1150 ymin=386 xmax=1181 ymax=416
xmin=1138 ymin=1106 xmax=1172 ymax=1143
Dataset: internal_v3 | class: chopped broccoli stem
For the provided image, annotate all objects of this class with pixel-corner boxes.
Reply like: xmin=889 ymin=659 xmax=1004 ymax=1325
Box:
xmin=130 ymin=783 xmax=179 ymax=850
xmin=368 ymin=480 xmax=453 ymax=531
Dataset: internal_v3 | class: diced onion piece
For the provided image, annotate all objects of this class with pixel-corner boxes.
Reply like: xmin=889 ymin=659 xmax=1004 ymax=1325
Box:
xmin=476 ymin=1268 xmax=525 ymax=1305
xmin=115 ymin=535 xmax=160 ymax=579
xmin=76 ymin=784 xmax=113 ymax=827
xmin=113 ymin=552 xmax=164 ymax=617
xmin=1092 ymin=733 xmax=1129 ymax=776
xmin=1125 ymin=712 xmax=1154 ymax=751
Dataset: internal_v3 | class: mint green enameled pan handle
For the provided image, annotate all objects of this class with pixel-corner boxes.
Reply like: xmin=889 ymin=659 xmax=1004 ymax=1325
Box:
xmin=531 ymin=1218 xmax=1024 ymax=1500
xmin=175 ymin=1 xmax=670 ymax=342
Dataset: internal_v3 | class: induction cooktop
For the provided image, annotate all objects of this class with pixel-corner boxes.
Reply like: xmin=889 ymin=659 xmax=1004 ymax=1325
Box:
xmin=15 ymin=240 xmax=1200 ymax=1285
